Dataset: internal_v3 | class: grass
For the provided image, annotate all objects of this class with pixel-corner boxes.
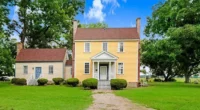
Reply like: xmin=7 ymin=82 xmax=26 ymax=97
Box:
xmin=115 ymin=82 xmax=200 ymax=110
xmin=0 ymin=82 xmax=92 ymax=110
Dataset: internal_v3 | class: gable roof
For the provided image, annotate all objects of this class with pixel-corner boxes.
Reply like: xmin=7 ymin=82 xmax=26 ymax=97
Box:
xmin=91 ymin=51 xmax=118 ymax=60
xmin=75 ymin=28 xmax=139 ymax=40
xmin=16 ymin=48 xmax=67 ymax=62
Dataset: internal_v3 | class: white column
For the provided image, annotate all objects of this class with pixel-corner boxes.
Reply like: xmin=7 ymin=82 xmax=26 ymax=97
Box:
xmin=109 ymin=62 xmax=111 ymax=80
xmin=97 ymin=62 xmax=99 ymax=80
xmin=93 ymin=61 xmax=94 ymax=78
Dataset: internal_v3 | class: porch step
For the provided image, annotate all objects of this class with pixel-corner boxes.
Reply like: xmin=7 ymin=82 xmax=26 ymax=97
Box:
xmin=98 ymin=81 xmax=111 ymax=90
xmin=27 ymin=79 xmax=38 ymax=86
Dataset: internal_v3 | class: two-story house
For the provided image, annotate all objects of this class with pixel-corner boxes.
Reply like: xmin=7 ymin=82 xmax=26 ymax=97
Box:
xmin=72 ymin=18 xmax=140 ymax=87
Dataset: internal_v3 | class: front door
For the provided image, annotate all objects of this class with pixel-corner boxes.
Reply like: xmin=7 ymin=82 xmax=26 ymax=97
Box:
xmin=100 ymin=66 xmax=108 ymax=80
xmin=35 ymin=67 xmax=42 ymax=79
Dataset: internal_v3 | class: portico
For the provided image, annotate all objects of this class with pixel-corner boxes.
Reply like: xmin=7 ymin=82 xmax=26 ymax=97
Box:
xmin=91 ymin=51 xmax=118 ymax=81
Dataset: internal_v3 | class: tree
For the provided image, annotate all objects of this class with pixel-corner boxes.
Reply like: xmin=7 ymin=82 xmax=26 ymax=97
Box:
xmin=144 ymin=0 xmax=200 ymax=83
xmin=9 ymin=0 xmax=85 ymax=49
xmin=141 ymin=39 xmax=181 ymax=81
xmin=0 ymin=38 xmax=15 ymax=76
xmin=80 ymin=22 xmax=108 ymax=28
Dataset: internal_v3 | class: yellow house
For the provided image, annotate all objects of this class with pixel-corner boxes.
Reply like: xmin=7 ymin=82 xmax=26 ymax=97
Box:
xmin=72 ymin=18 xmax=140 ymax=87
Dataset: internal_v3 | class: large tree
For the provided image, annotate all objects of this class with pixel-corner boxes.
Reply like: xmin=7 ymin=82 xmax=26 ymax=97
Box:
xmin=9 ymin=0 xmax=85 ymax=49
xmin=141 ymin=39 xmax=181 ymax=81
xmin=144 ymin=0 xmax=200 ymax=83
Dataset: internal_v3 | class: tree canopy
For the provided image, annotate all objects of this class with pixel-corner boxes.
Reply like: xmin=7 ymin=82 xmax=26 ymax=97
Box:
xmin=80 ymin=22 xmax=108 ymax=28
xmin=143 ymin=0 xmax=200 ymax=82
xmin=9 ymin=0 xmax=85 ymax=49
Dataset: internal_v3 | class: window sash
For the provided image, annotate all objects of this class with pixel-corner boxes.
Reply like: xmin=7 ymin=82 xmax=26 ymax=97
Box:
xmin=49 ymin=65 xmax=53 ymax=74
xmin=118 ymin=42 xmax=124 ymax=52
xmin=118 ymin=63 xmax=123 ymax=74
xmin=85 ymin=43 xmax=90 ymax=52
xmin=24 ymin=66 xmax=28 ymax=74
xmin=103 ymin=42 xmax=107 ymax=51
xmin=85 ymin=63 xmax=89 ymax=74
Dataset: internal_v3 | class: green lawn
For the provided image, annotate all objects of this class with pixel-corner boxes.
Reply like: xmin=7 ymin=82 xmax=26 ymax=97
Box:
xmin=0 ymin=82 xmax=92 ymax=110
xmin=115 ymin=82 xmax=200 ymax=110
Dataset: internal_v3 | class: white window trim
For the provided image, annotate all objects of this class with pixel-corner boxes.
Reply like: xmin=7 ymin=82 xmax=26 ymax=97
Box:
xmin=84 ymin=42 xmax=91 ymax=53
xmin=117 ymin=62 xmax=124 ymax=74
xmin=23 ymin=65 xmax=28 ymax=74
xmin=102 ymin=42 xmax=108 ymax=51
xmin=84 ymin=62 xmax=90 ymax=74
xmin=118 ymin=42 xmax=124 ymax=52
xmin=49 ymin=65 xmax=53 ymax=74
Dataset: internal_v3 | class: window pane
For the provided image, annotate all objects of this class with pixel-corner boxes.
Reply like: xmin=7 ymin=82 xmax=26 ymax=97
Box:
xmin=118 ymin=63 xmax=123 ymax=74
xmin=85 ymin=43 xmax=90 ymax=52
xmin=85 ymin=63 xmax=89 ymax=73
xmin=120 ymin=42 xmax=124 ymax=52
xmin=24 ymin=66 xmax=28 ymax=74
xmin=49 ymin=65 xmax=53 ymax=74
xmin=103 ymin=42 xmax=107 ymax=51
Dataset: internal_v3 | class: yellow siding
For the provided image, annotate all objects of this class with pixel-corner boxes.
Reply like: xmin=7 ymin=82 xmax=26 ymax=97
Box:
xmin=75 ymin=41 xmax=139 ymax=82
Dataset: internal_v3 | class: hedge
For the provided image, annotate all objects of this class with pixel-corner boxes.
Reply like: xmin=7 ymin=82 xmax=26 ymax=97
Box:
xmin=82 ymin=78 xmax=98 ymax=89
xmin=52 ymin=78 xmax=64 ymax=85
xmin=11 ymin=78 xmax=18 ymax=84
xmin=13 ymin=78 xmax=27 ymax=85
xmin=37 ymin=78 xmax=48 ymax=86
xmin=110 ymin=79 xmax=127 ymax=90
xmin=65 ymin=78 xmax=79 ymax=87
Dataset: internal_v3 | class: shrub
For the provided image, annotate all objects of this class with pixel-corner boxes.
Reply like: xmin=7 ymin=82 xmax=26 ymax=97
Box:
xmin=37 ymin=78 xmax=48 ymax=86
xmin=52 ymin=78 xmax=64 ymax=85
xmin=82 ymin=78 xmax=98 ymax=89
xmin=11 ymin=78 xmax=18 ymax=84
xmin=15 ymin=78 xmax=27 ymax=85
xmin=66 ymin=78 xmax=79 ymax=87
xmin=110 ymin=79 xmax=127 ymax=90
xmin=154 ymin=78 xmax=162 ymax=82
xmin=168 ymin=78 xmax=176 ymax=82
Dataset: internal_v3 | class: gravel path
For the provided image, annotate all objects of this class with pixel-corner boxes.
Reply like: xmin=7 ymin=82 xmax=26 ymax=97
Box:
xmin=87 ymin=90 xmax=154 ymax=110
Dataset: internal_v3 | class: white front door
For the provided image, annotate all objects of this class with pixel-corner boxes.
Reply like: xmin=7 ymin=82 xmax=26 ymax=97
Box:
xmin=100 ymin=66 xmax=108 ymax=80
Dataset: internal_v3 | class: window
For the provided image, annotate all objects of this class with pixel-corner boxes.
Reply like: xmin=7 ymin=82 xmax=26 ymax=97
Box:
xmin=84 ymin=42 xmax=90 ymax=52
xmin=23 ymin=66 xmax=28 ymax=74
xmin=103 ymin=42 xmax=107 ymax=51
xmin=84 ymin=63 xmax=90 ymax=74
xmin=49 ymin=65 xmax=53 ymax=74
xmin=118 ymin=63 xmax=124 ymax=74
xmin=118 ymin=42 xmax=124 ymax=52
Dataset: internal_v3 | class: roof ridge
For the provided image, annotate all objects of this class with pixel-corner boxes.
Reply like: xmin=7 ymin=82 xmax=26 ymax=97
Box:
xmin=78 ymin=27 xmax=137 ymax=29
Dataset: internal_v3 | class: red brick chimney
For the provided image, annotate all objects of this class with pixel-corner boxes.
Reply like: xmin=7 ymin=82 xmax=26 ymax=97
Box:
xmin=17 ymin=42 xmax=23 ymax=55
xmin=136 ymin=18 xmax=141 ymax=37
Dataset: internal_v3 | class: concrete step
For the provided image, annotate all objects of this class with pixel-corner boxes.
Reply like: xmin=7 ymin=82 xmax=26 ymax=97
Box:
xmin=27 ymin=79 xmax=38 ymax=85
xmin=98 ymin=81 xmax=111 ymax=90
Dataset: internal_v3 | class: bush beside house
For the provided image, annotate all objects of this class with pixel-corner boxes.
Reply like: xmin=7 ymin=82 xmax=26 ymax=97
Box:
xmin=110 ymin=79 xmax=127 ymax=90
xmin=52 ymin=78 xmax=64 ymax=85
xmin=11 ymin=78 xmax=27 ymax=85
xmin=65 ymin=78 xmax=79 ymax=87
xmin=37 ymin=78 xmax=48 ymax=86
xmin=82 ymin=78 xmax=98 ymax=89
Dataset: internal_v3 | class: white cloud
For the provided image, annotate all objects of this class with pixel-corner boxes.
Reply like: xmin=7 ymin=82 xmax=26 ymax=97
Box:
xmin=102 ymin=0 xmax=120 ymax=14
xmin=85 ymin=0 xmax=127 ymax=22
xmin=85 ymin=0 xmax=105 ymax=22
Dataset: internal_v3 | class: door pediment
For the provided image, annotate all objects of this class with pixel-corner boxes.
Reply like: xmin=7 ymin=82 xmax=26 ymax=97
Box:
xmin=91 ymin=51 xmax=118 ymax=60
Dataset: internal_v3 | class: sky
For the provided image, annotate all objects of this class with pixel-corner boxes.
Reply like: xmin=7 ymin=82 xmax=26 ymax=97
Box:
xmin=9 ymin=0 xmax=160 ymax=40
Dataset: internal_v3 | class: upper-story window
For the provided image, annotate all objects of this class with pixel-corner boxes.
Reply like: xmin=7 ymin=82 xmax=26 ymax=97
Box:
xmin=118 ymin=42 xmax=124 ymax=52
xmin=102 ymin=42 xmax=107 ymax=51
xmin=84 ymin=42 xmax=90 ymax=52
xmin=49 ymin=65 xmax=53 ymax=74
xmin=23 ymin=65 xmax=28 ymax=74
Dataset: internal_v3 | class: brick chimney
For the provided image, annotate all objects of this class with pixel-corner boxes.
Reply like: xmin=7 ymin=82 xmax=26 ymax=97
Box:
xmin=72 ymin=20 xmax=78 ymax=78
xmin=17 ymin=42 xmax=23 ymax=55
xmin=136 ymin=18 xmax=141 ymax=37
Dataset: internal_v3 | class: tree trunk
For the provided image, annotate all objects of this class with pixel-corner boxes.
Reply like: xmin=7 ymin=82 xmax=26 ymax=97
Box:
xmin=185 ymin=75 xmax=190 ymax=83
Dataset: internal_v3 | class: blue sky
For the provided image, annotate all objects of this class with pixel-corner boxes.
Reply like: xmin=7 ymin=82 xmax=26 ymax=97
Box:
xmin=9 ymin=0 xmax=160 ymax=39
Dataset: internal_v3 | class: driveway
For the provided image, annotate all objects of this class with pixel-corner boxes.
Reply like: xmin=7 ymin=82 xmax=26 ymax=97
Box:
xmin=87 ymin=90 xmax=154 ymax=110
